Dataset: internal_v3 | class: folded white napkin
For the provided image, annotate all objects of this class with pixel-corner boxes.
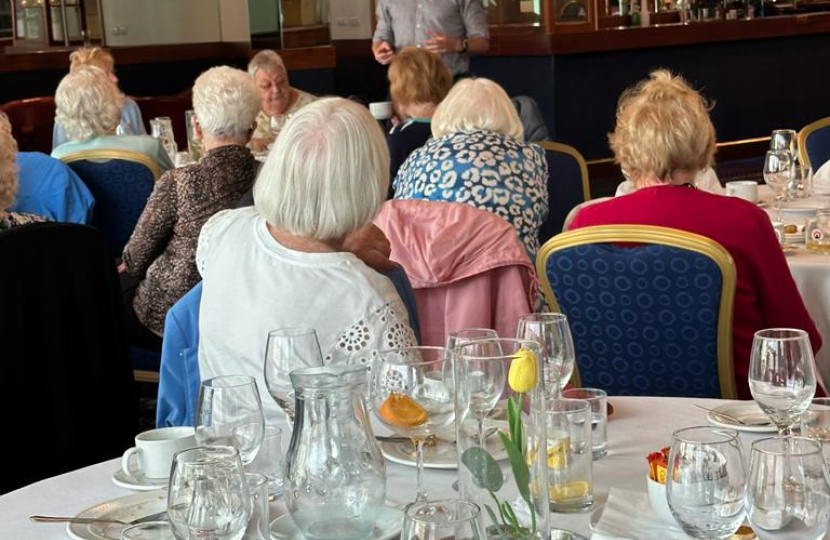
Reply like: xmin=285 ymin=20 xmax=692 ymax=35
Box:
xmin=591 ymin=488 xmax=693 ymax=540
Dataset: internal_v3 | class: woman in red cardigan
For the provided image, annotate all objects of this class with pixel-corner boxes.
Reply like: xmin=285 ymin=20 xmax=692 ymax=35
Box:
xmin=570 ymin=69 xmax=822 ymax=399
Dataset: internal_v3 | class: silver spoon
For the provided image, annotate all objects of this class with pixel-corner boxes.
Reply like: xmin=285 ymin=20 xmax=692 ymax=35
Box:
xmin=30 ymin=510 xmax=168 ymax=526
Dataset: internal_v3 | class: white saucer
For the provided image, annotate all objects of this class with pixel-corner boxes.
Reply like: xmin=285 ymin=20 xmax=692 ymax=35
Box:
xmin=270 ymin=506 xmax=402 ymax=540
xmin=380 ymin=430 xmax=507 ymax=470
xmin=67 ymin=491 xmax=167 ymax=540
xmin=780 ymin=199 xmax=830 ymax=215
xmin=112 ymin=454 xmax=169 ymax=491
xmin=706 ymin=402 xmax=777 ymax=433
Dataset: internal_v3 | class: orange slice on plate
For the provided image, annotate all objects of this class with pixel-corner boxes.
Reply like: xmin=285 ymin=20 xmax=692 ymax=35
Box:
xmin=379 ymin=392 xmax=428 ymax=427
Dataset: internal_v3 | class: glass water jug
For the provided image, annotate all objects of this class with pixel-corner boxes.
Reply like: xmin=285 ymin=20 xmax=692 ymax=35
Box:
xmin=284 ymin=365 xmax=386 ymax=540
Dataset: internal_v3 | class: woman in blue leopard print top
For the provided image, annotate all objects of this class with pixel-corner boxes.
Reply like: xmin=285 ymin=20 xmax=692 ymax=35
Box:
xmin=393 ymin=78 xmax=548 ymax=260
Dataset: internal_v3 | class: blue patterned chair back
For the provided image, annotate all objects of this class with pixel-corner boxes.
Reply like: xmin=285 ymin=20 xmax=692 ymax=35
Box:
xmin=62 ymin=150 xmax=159 ymax=256
xmin=798 ymin=116 xmax=830 ymax=171
xmin=537 ymin=225 xmax=738 ymax=399
xmin=538 ymin=142 xmax=590 ymax=245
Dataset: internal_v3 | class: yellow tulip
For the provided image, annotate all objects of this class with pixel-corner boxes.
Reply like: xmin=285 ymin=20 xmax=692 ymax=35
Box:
xmin=508 ymin=347 xmax=538 ymax=393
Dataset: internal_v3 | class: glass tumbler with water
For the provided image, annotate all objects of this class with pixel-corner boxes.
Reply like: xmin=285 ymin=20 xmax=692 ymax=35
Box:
xmin=807 ymin=209 xmax=830 ymax=254
xmin=666 ymin=426 xmax=745 ymax=539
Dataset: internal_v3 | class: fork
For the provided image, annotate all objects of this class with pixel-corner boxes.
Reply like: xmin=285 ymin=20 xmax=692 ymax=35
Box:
xmin=30 ymin=510 xmax=167 ymax=526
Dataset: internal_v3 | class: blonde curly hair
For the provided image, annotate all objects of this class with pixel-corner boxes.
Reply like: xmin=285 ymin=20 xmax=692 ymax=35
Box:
xmin=0 ymin=112 xmax=19 ymax=210
xmin=55 ymin=67 xmax=123 ymax=142
xmin=609 ymin=69 xmax=716 ymax=185
xmin=69 ymin=47 xmax=115 ymax=74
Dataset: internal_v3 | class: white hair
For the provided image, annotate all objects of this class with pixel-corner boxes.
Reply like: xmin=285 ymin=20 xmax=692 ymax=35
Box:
xmin=0 ymin=113 xmax=19 ymax=210
xmin=247 ymin=50 xmax=287 ymax=78
xmin=193 ymin=66 xmax=261 ymax=139
xmin=55 ymin=67 xmax=122 ymax=142
xmin=431 ymin=78 xmax=524 ymax=140
xmin=254 ymin=97 xmax=388 ymax=240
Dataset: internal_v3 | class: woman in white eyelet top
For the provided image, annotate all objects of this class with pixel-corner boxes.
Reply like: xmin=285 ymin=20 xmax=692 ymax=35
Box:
xmin=196 ymin=98 xmax=417 ymax=424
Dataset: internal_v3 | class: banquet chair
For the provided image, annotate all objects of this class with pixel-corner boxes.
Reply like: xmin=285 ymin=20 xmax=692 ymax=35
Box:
xmin=797 ymin=116 xmax=830 ymax=171
xmin=0 ymin=222 xmax=136 ymax=494
xmin=375 ymin=199 xmax=536 ymax=348
xmin=0 ymin=96 xmax=56 ymax=153
xmin=537 ymin=141 xmax=590 ymax=246
xmin=157 ymin=267 xmax=422 ymax=427
xmin=61 ymin=149 xmax=160 ymax=255
xmin=537 ymin=224 xmax=738 ymax=399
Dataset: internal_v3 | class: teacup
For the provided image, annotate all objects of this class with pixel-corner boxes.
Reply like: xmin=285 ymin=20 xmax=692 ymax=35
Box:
xmin=122 ymin=426 xmax=196 ymax=479
xmin=369 ymin=101 xmax=393 ymax=121
xmin=725 ymin=180 xmax=758 ymax=203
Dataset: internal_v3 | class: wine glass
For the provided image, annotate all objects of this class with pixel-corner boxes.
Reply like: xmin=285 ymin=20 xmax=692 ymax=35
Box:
xmin=195 ymin=375 xmax=265 ymax=465
xmin=749 ymin=328 xmax=816 ymax=435
xmin=167 ymin=446 xmax=250 ymax=540
xmin=457 ymin=339 xmax=506 ymax=448
xmin=801 ymin=398 xmax=830 ymax=466
xmin=263 ymin=327 xmax=323 ymax=423
xmin=763 ymin=150 xmax=794 ymax=222
xmin=370 ymin=346 xmax=462 ymax=502
xmin=770 ymin=128 xmax=799 ymax=163
xmin=746 ymin=436 xmax=830 ymax=540
xmin=446 ymin=328 xmax=499 ymax=354
xmin=666 ymin=426 xmax=746 ymax=539
xmin=517 ymin=313 xmax=575 ymax=401
xmin=401 ymin=500 xmax=485 ymax=540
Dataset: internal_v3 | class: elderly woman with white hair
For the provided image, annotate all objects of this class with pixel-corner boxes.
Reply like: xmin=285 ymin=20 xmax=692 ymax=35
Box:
xmin=118 ymin=66 xmax=261 ymax=348
xmin=248 ymin=49 xmax=316 ymax=152
xmin=51 ymin=67 xmax=173 ymax=173
xmin=393 ymin=77 xmax=548 ymax=259
xmin=197 ymin=97 xmax=417 ymax=419
xmin=0 ymin=113 xmax=48 ymax=230
xmin=52 ymin=47 xmax=146 ymax=149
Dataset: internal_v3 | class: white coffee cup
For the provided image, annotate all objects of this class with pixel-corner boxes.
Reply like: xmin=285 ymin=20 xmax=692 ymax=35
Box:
xmin=725 ymin=180 xmax=758 ymax=202
xmin=369 ymin=101 xmax=393 ymax=121
xmin=122 ymin=426 xmax=196 ymax=479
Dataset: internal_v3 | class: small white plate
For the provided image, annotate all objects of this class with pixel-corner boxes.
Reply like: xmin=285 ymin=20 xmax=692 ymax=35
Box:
xmin=67 ymin=491 xmax=167 ymax=540
xmin=112 ymin=454 xmax=168 ymax=491
xmin=270 ymin=505 xmax=402 ymax=540
xmin=780 ymin=199 xmax=830 ymax=215
xmin=381 ymin=430 xmax=507 ymax=470
xmin=706 ymin=402 xmax=777 ymax=433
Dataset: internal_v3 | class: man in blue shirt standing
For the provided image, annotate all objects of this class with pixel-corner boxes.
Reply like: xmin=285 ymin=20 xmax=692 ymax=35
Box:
xmin=372 ymin=0 xmax=490 ymax=76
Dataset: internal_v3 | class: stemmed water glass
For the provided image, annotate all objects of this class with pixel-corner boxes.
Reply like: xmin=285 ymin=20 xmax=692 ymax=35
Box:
xmin=457 ymin=339 xmax=506 ymax=448
xmin=770 ymin=129 xmax=799 ymax=163
xmin=446 ymin=328 xmax=499 ymax=354
xmin=745 ymin=436 xmax=830 ymax=540
xmin=516 ymin=313 xmax=575 ymax=401
xmin=195 ymin=375 xmax=265 ymax=465
xmin=401 ymin=500 xmax=485 ymax=540
xmin=749 ymin=328 xmax=816 ymax=435
xmin=666 ymin=426 xmax=746 ymax=539
xmin=370 ymin=346 xmax=462 ymax=503
xmin=167 ymin=446 xmax=250 ymax=540
xmin=763 ymin=150 xmax=794 ymax=222
xmin=263 ymin=327 xmax=323 ymax=423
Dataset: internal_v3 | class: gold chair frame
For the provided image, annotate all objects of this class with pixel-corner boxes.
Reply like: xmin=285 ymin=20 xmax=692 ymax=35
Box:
xmin=536 ymin=224 xmax=738 ymax=399
xmin=797 ymin=116 xmax=830 ymax=170
xmin=538 ymin=140 xmax=591 ymax=202
xmin=59 ymin=149 xmax=162 ymax=182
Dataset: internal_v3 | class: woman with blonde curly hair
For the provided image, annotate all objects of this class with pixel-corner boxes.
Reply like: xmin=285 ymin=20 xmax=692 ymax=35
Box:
xmin=51 ymin=67 xmax=172 ymax=173
xmin=0 ymin=113 xmax=48 ymax=230
xmin=393 ymin=77 xmax=548 ymax=260
xmin=570 ymin=69 xmax=821 ymax=399
xmin=386 ymin=46 xmax=453 ymax=183
xmin=52 ymin=47 xmax=146 ymax=149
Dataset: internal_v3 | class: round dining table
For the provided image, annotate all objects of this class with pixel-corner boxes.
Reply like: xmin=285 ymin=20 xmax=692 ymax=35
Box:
xmin=0 ymin=396 xmax=782 ymax=540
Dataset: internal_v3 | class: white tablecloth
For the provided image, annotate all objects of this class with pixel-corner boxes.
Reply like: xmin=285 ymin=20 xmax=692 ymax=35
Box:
xmin=0 ymin=396 xmax=774 ymax=540
xmin=759 ymin=186 xmax=830 ymax=387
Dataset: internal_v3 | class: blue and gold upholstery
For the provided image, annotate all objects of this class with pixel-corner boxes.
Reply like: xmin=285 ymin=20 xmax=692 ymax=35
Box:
xmin=60 ymin=149 xmax=160 ymax=256
xmin=798 ymin=116 xmax=830 ymax=171
xmin=537 ymin=225 xmax=737 ymax=399
xmin=538 ymin=141 xmax=590 ymax=245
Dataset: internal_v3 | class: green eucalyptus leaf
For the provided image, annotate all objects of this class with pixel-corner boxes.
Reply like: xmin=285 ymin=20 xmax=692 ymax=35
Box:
xmin=461 ymin=447 xmax=505 ymax=492
xmin=498 ymin=432 xmax=531 ymax=504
